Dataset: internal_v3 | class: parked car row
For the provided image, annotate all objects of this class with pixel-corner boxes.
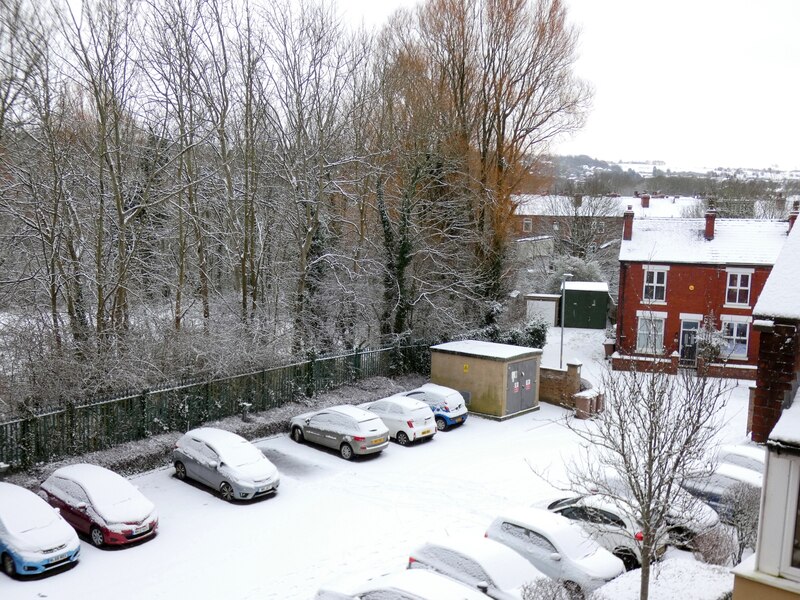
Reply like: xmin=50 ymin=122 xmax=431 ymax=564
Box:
xmin=1 ymin=383 xmax=471 ymax=580
xmin=289 ymin=385 xmax=469 ymax=460
xmin=317 ymin=507 xmax=627 ymax=599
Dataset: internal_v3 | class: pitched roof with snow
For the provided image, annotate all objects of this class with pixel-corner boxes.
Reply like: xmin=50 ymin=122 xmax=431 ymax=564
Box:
xmin=754 ymin=223 xmax=800 ymax=320
xmin=619 ymin=218 xmax=788 ymax=265
xmin=514 ymin=194 xmax=700 ymax=218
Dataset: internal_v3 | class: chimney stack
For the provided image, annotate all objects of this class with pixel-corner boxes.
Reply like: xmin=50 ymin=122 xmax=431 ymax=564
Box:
xmin=623 ymin=205 xmax=634 ymax=240
xmin=640 ymin=193 xmax=650 ymax=208
xmin=789 ymin=200 xmax=799 ymax=232
xmin=704 ymin=209 xmax=717 ymax=241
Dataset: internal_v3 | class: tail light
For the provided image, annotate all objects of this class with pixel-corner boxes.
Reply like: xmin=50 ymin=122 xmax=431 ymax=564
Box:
xmin=442 ymin=405 xmax=450 ymax=413
xmin=353 ymin=436 xmax=365 ymax=442
xmin=406 ymin=420 xmax=414 ymax=428
xmin=408 ymin=557 xmax=417 ymax=567
xmin=635 ymin=531 xmax=644 ymax=541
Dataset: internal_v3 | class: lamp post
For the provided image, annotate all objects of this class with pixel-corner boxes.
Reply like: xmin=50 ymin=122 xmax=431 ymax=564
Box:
xmin=560 ymin=272 xmax=573 ymax=369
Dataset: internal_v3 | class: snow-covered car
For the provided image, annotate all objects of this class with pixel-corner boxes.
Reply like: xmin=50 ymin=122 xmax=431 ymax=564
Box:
xmin=400 ymin=383 xmax=469 ymax=431
xmin=359 ymin=395 xmax=436 ymax=445
xmin=485 ymin=508 xmax=625 ymax=595
xmin=0 ymin=482 xmax=80 ymax=577
xmin=290 ymin=405 xmax=390 ymax=460
xmin=592 ymin=476 xmax=720 ymax=550
xmin=173 ymin=428 xmax=280 ymax=502
xmin=713 ymin=444 xmax=765 ymax=474
xmin=40 ymin=464 xmax=158 ymax=547
xmin=408 ymin=535 xmax=542 ymax=599
xmin=680 ymin=463 xmax=763 ymax=523
xmin=536 ymin=495 xmax=667 ymax=571
xmin=314 ymin=567 xmax=488 ymax=599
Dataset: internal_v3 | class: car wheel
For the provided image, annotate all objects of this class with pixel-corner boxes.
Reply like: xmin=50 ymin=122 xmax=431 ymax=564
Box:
xmin=174 ymin=461 xmax=187 ymax=481
xmin=90 ymin=526 xmax=105 ymax=548
xmin=291 ymin=427 xmax=304 ymax=443
xmin=563 ymin=581 xmax=584 ymax=600
xmin=435 ymin=417 xmax=447 ymax=431
xmin=1 ymin=553 xmax=15 ymax=577
xmin=220 ymin=482 xmax=235 ymax=502
xmin=396 ymin=431 xmax=410 ymax=446
xmin=340 ymin=443 xmax=354 ymax=461
xmin=614 ymin=548 xmax=640 ymax=571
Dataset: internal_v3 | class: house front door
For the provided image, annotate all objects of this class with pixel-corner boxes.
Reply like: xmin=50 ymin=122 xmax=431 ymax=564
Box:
xmin=680 ymin=321 xmax=699 ymax=366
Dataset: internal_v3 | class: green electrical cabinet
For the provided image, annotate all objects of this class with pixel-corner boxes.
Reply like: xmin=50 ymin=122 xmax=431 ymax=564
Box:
xmin=563 ymin=282 xmax=609 ymax=329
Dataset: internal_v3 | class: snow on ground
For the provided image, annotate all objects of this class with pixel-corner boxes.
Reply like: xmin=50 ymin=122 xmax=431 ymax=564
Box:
xmin=0 ymin=328 xmax=752 ymax=600
xmin=594 ymin=555 xmax=734 ymax=600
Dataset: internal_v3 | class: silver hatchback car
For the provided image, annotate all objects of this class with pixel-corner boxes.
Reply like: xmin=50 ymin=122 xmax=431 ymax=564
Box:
xmin=290 ymin=405 xmax=389 ymax=460
xmin=173 ymin=428 xmax=280 ymax=502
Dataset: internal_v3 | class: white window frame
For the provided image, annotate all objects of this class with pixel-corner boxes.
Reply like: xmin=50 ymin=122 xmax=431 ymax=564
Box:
xmin=780 ymin=459 xmax=800 ymax=581
xmin=597 ymin=221 xmax=606 ymax=233
xmin=636 ymin=310 xmax=667 ymax=353
xmin=522 ymin=218 xmax=532 ymax=233
xmin=720 ymin=314 xmax=751 ymax=359
xmin=588 ymin=242 xmax=597 ymax=254
xmin=725 ymin=267 xmax=753 ymax=307
xmin=642 ymin=265 xmax=669 ymax=303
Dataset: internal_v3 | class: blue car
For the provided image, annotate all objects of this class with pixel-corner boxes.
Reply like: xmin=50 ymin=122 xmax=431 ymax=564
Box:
xmin=0 ymin=482 xmax=80 ymax=577
xmin=401 ymin=383 xmax=469 ymax=431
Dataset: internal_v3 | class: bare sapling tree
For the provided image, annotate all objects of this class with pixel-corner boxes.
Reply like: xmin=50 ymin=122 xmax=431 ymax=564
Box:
xmin=723 ymin=481 xmax=760 ymax=565
xmin=566 ymin=366 xmax=731 ymax=600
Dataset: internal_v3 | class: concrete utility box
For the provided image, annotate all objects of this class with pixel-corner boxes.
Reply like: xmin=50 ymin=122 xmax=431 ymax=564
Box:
xmin=563 ymin=281 xmax=609 ymax=329
xmin=430 ymin=340 xmax=542 ymax=419
xmin=524 ymin=293 xmax=561 ymax=325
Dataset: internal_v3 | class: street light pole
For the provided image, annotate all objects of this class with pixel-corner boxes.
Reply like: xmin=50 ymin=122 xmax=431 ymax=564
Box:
xmin=560 ymin=273 xmax=573 ymax=369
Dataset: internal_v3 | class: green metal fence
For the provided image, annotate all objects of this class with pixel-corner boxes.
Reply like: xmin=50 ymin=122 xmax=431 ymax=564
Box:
xmin=0 ymin=345 xmax=430 ymax=472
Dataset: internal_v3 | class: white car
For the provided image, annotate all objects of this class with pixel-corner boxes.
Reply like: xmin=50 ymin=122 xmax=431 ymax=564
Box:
xmin=401 ymin=383 xmax=468 ymax=431
xmin=173 ymin=428 xmax=280 ymax=501
xmin=408 ymin=535 xmax=542 ymax=599
xmin=315 ymin=568 xmax=488 ymax=599
xmin=41 ymin=464 xmax=158 ymax=547
xmin=486 ymin=508 xmax=625 ymax=595
xmin=0 ymin=482 xmax=81 ymax=577
xmin=537 ymin=495 xmax=667 ymax=571
xmin=714 ymin=444 xmax=765 ymax=473
xmin=360 ymin=395 xmax=436 ymax=445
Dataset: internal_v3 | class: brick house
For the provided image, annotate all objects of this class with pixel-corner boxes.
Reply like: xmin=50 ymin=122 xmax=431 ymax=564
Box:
xmin=732 ymin=222 xmax=800 ymax=600
xmin=613 ymin=207 xmax=794 ymax=378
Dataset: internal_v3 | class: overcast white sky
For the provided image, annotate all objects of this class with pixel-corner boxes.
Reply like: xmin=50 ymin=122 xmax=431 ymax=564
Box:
xmin=341 ymin=0 xmax=800 ymax=171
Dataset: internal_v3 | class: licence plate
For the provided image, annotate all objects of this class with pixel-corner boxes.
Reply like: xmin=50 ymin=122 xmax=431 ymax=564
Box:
xmin=257 ymin=485 xmax=272 ymax=493
xmin=420 ymin=429 xmax=432 ymax=436
xmin=134 ymin=524 xmax=149 ymax=535
xmin=372 ymin=437 xmax=385 ymax=445
xmin=48 ymin=553 xmax=67 ymax=563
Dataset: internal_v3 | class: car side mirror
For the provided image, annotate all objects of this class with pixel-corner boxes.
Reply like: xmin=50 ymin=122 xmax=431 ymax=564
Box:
xmin=208 ymin=461 xmax=218 ymax=469
xmin=477 ymin=581 xmax=489 ymax=593
xmin=550 ymin=552 xmax=562 ymax=562
xmin=76 ymin=502 xmax=87 ymax=510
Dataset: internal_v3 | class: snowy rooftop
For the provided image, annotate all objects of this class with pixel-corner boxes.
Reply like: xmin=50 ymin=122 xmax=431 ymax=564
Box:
xmin=514 ymin=194 xmax=700 ymax=218
xmin=619 ymin=218 xmax=788 ymax=265
xmin=565 ymin=281 xmax=609 ymax=292
xmin=431 ymin=339 xmax=542 ymax=359
xmin=754 ymin=223 xmax=800 ymax=320
xmin=768 ymin=388 xmax=800 ymax=448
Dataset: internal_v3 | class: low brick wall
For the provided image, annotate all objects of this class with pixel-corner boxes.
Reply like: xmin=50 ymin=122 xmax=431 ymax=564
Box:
xmin=611 ymin=352 xmax=678 ymax=374
xmin=539 ymin=361 xmax=603 ymax=418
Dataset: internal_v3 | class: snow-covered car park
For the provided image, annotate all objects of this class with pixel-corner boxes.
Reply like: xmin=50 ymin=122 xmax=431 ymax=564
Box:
xmin=0 ymin=329 xmax=755 ymax=600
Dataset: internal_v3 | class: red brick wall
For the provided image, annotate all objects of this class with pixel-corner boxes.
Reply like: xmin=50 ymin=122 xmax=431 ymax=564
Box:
xmin=751 ymin=322 xmax=800 ymax=442
xmin=616 ymin=262 xmax=772 ymax=367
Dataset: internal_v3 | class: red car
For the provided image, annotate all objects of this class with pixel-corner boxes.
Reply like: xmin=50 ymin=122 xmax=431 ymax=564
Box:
xmin=40 ymin=464 xmax=158 ymax=547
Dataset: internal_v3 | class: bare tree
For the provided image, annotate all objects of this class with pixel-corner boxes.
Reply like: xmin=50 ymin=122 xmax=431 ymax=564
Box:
xmin=566 ymin=367 xmax=731 ymax=600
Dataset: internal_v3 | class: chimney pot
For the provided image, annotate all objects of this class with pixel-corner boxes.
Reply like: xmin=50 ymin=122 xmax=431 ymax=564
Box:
xmin=640 ymin=194 xmax=650 ymax=208
xmin=623 ymin=205 xmax=634 ymax=241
